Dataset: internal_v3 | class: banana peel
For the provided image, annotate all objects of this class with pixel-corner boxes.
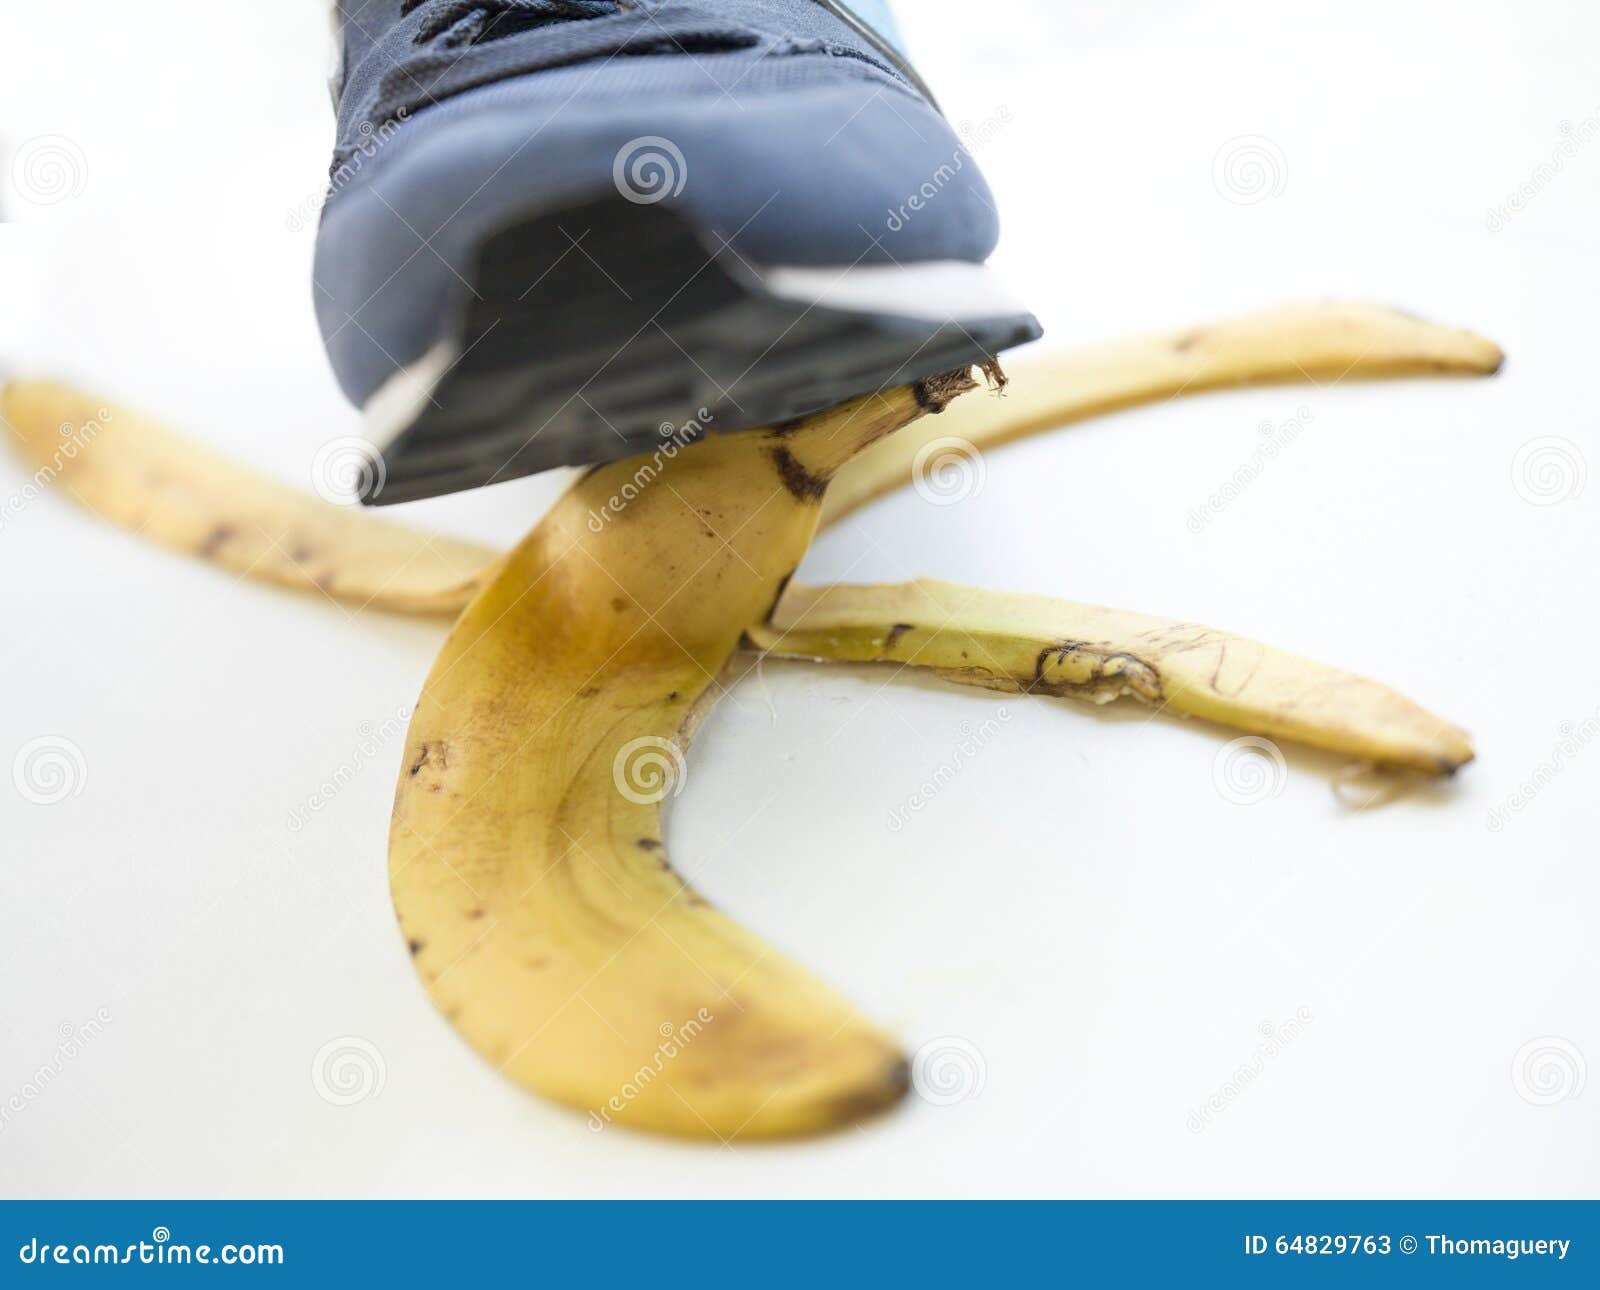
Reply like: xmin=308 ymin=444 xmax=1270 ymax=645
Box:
xmin=821 ymin=300 xmax=1504 ymax=524
xmin=749 ymin=579 xmax=1472 ymax=775
xmin=1 ymin=301 xmax=1503 ymax=1139
xmin=392 ymin=381 xmax=967 ymax=1138
xmin=0 ymin=383 xmax=495 ymax=615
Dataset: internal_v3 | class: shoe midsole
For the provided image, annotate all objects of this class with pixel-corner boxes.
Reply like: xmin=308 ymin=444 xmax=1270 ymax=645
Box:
xmin=757 ymin=259 xmax=1030 ymax=325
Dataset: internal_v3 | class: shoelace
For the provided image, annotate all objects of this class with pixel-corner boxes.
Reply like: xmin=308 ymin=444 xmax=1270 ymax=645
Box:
xmin=398 ymin=0 xmax=624 ymax=47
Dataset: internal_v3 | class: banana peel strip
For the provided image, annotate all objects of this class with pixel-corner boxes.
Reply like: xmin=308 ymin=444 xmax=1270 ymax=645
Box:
xmin=750 ymin=579 xmax=1471 ymax=775
xmin=0 ymin=385 xmax=495 ymax=615
xmin=821 ymin=300 xmax=1502 ymax=525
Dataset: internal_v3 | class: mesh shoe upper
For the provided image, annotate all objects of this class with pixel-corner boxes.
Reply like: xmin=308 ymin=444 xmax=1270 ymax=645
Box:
xmin=318 ymin=0 xmax=1004 ymax=406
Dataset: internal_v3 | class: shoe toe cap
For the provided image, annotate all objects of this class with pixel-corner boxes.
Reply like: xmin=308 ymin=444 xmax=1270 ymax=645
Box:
xmin=315 ymin=66 xmax=1000 ymax=404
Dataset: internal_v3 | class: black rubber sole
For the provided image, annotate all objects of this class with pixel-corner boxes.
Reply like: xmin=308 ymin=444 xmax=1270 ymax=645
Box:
xmin=364 ymin=192 xmax=1041 ymax=505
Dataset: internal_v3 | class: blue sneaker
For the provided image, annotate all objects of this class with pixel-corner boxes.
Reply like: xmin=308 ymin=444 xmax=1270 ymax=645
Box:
xmin=319 ymin=1 xmax=1041 ymax=503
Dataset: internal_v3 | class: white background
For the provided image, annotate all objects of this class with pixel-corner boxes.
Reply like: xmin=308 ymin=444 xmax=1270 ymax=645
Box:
xmin=0 ymin=0 xmax=1595 ymax=1198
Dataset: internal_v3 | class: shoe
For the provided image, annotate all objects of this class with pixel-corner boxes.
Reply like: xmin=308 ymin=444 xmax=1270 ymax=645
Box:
xmin=318 ymin=1 xmax=1042 ymax=503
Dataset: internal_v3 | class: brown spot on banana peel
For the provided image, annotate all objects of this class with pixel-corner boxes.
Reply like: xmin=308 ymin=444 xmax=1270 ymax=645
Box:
xmin=818 ymin=1056 xmax=911 ymax=1129
xmin=884 ymin=623 xmax=915 ymax=649
xmin=199 ymin=523 xmax=236 ymax=558
xmin=761 ymin=569 xmax=797 ymax=625
xmin=407 ymin=741 xmax=452 ymax=794
xmin=1033 ymin=642 xmax=1164 ymax=704
xmin=767 ymin=445 xmax=829 ymax=503
xmin=766 ymin=414 xmax=809 ymax=438
xmin=761 ymin=364 xmax=985 ymax=513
